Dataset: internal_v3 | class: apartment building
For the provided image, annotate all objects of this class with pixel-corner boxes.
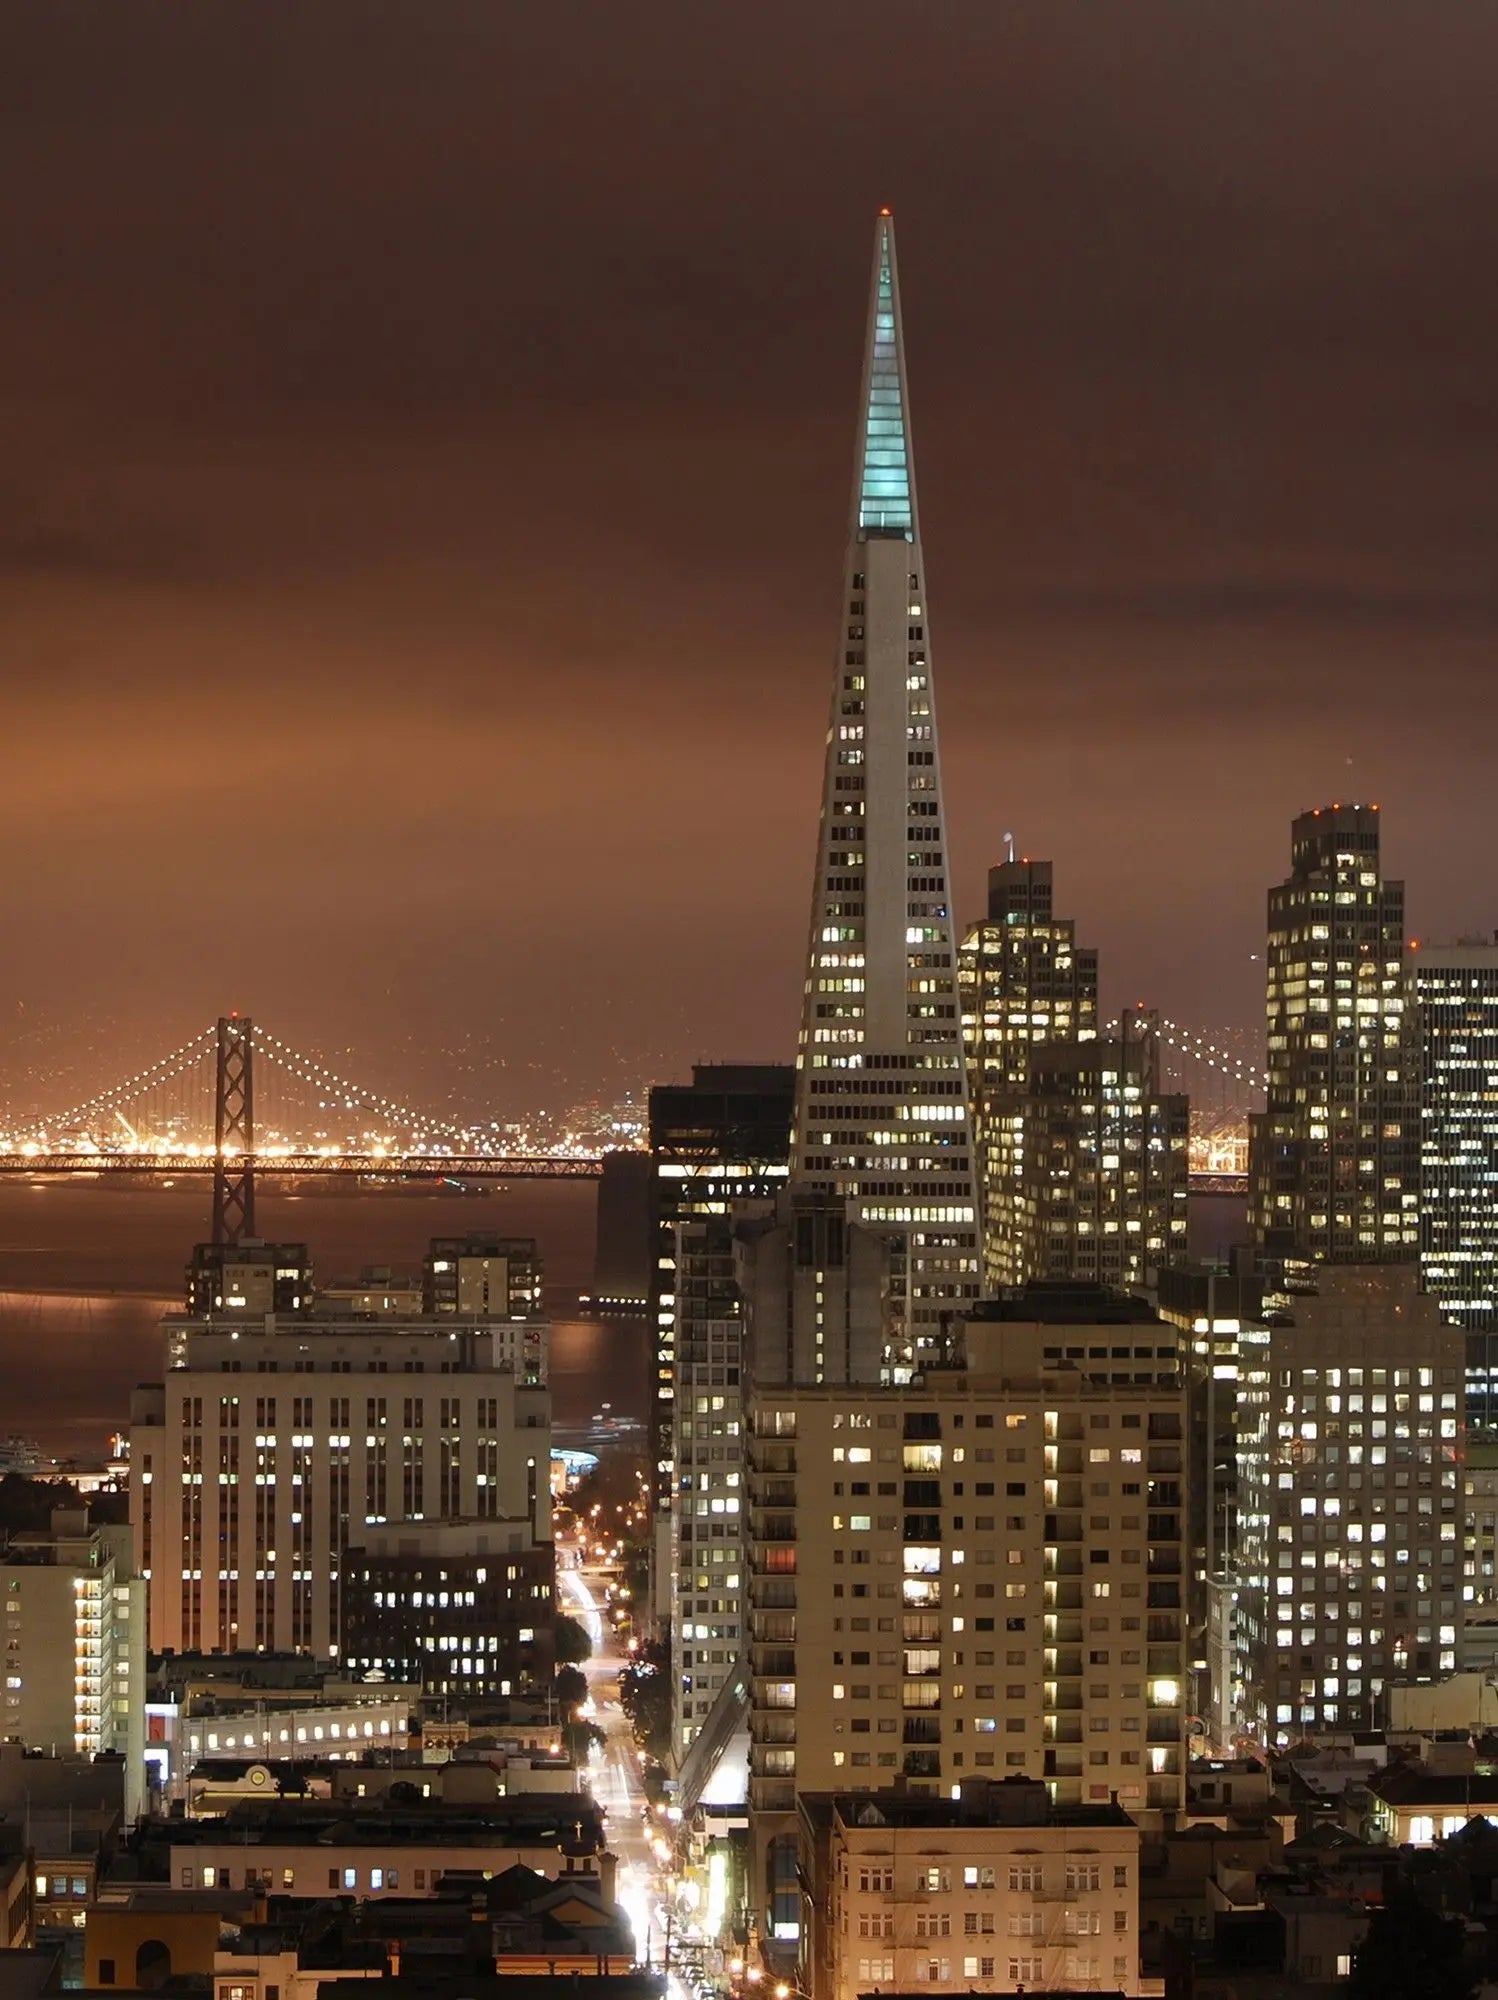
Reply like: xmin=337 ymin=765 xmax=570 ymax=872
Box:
xmin=798 ymin=1777 xmax=1144 ymax=2000
xmin=0 ymin=1509 xmax=145 ymax=1816
xmin=744 ymin=1283 xmax=1186 ymax=1940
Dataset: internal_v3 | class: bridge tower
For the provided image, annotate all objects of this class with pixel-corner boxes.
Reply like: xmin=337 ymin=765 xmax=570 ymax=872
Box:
xmin=212 ymin=1015 xmax=255 ymax=1245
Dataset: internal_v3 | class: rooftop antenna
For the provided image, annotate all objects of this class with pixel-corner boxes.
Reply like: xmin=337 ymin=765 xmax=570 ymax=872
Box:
xmin=1004 ymin=830 xmax=1016 ymax=864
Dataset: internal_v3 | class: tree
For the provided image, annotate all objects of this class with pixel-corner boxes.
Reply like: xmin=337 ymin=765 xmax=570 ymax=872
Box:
xmin=554 ymin=1664 xmax=589 ymax=1715
xmin=554 ymin=1613 xmax=593 ymax=1665
xmin=1349 ymin=1871 xmax=1477 ymax=2000
xmin=618 ymin=1639 xmax=672 ymax=1761
xmin=562 ymin=1718 xmax=607 ymax=1765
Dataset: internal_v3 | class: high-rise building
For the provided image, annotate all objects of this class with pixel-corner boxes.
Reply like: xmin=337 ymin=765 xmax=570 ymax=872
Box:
xmin=1248 ymin=804 xmax=1418 ymax=1266
xmin=130 ymin=1302 xmax=551 ymax=1659
xmin=1415 ymin=941 xmax=1498 ymax=1415
xmin=589 ymin=1150 xmax=655 ymax=1313
xmin=745 ymin=1285 xmax=1187 ymax=1936
xmin=787 ymin=211 xmax=979 ymax=1366
xmin=649 ymin=1066 xmax=795 ymax=1517
xmin=1231 ymin=1266 xmax=1463 ymax=1748
xmin=959 ymin=861 xmax=1187 ymax=1292
xmin=0 ymin=1510 xmax=146 ymax=1817
xmin=962 ymin=858 xmax=1098 ymax=1108
xmin=670 ymin=1214 xmax=749 ymax=1764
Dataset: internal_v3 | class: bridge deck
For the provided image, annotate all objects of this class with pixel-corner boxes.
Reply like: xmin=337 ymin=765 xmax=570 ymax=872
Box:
xmin=0 ymin=1152 xmax=605 ymax=1180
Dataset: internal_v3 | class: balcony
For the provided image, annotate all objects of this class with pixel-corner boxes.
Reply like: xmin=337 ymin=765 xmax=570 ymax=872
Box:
xmin=750 ymin=1579 xmax=797 ymax=1610
xmin=903 ymin=1480 xmax=943 ymax=1508
xmin=754 ymin=1651 xmax=797 ymax=1678
xmin=903 ymin=1716 xmax=942 ymax=1744
xmin=756 ymin=1516 xmax=798 ymax=1543
xmin=749 ymin=1445 xmax=797 ymax=1475
xmin=904 ymin=1514 xmax=943 ymax=1542
xmin=902 ymin=1750 xmax=941 ymax=1778
xmin=751 ymin=1613 xmax=797 ymax=1644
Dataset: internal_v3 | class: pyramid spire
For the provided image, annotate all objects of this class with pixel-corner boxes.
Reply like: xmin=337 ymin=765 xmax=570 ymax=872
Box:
xmin=856 ymin=214 xmax=914 ymax=537
xmin=791 ymin=212 xmax=979 ymax=1365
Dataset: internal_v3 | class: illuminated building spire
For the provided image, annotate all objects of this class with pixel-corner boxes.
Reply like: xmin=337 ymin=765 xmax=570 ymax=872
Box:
xmin=791 ymin=212 xmax=979 ymax=1359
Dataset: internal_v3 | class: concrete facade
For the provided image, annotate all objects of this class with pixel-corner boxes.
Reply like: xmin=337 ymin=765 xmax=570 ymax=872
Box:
xmin=131 ymin=1314 xmax=550 ymax=1658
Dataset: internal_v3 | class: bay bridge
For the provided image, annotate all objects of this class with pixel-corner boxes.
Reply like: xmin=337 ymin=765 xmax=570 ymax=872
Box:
xmin=0 ymin=1015 xmax=1257 ymax=1245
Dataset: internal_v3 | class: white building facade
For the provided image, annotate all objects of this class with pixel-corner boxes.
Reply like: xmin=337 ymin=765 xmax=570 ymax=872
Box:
xmin=131 ymin=1313 xmax=550 ymax=1658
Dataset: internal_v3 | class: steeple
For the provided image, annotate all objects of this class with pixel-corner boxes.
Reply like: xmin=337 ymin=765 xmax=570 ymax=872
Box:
xmin=791 ymin=212 xmax=979 ymax=1365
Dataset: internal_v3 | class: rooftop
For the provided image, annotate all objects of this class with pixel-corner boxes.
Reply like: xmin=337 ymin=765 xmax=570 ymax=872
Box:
xmin=968 ymin=1282 xmax=1167 ymax=1328
xmin=806 ymin=1776 xmax=1136 ymax=1834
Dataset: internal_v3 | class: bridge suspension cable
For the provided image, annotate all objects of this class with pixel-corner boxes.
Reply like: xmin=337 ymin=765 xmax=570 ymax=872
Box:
xmin=16 ymin=1026 xmax=219 ymax=1138
xmin=1157 ymin=1019 xmax=1268 ymax=1093
xmin=254 ymin=1029 xmax=472 ymax=1145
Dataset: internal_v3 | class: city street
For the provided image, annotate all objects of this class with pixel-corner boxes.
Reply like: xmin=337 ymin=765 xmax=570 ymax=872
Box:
xmin=560 ymin=1560 xmax=676 ymax=1975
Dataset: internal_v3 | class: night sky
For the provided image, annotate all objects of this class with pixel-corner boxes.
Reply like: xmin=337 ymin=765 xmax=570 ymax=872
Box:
xmin=4 ymin=4 xmax=1496 ymax=1120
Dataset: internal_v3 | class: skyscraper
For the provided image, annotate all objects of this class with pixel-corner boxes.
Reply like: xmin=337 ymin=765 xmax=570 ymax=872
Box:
xmin=1415 ymin=939 xmax=1498 ymax=1418
xmin=1417 ymin=939 xmax=1498 ymax=1325
xmin=959 ymin=859 xmax=1187 ymax=1291
xmin=741 ymin=220 xmax=1183 ymax=1942
xmin=649 ymin=1065 xmax=795 ymax=1508
xmin=789 ymin=211 xmax=979 ymax=1365
xmin=1248 ymin=804 xmax=1418 ymax=1266
xmin=651 ymin=1065 xmax=793 ymax=1731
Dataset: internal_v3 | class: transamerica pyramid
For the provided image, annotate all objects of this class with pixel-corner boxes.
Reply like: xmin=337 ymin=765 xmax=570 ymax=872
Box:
xmin=790 ymin=212 xmax=980 ymax=1366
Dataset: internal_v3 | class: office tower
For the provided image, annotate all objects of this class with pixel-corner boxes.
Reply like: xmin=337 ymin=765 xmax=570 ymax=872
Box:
xmin=960 ymin=860 xmax=1096 ymax=1128
xmin=0 ymin=1510 xmax=145 ymax=1814
xmin=746 ymin=1285 xmax=1187 ymax=1934
xmin=788 ymin=210 xmax=979 ymax=1364
xmin=341 ymin=1517 xmax=555 ymax=1698
xmin=959 ymin=860 xmax=1188 ymax=1292
xmin=1232 ymin=1267 xmax=1463 ymax=1747
xmin=651 ymin=1068 xmax=792 ymax=1759
xmin=649 ymin=1064 xmax=794 ymax=1510
xmin=589 ymin=1150 xmax=654 ymax=1312
xmin=1416 ymin=940 xmax=1498 ymax=1417
xmin=130 ymin=1302 xmax=551 ymax=1659
xmin=1249 ymin=804 xmax=1418 ymax=1265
